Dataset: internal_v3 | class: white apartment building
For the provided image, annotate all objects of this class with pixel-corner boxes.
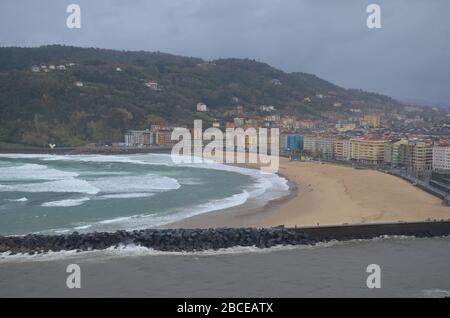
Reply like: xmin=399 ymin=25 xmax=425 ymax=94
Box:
xmin=433 ymin=145 xmax=450 ymax=171
xmin=304 ymin=136 xmax=335 ymax=159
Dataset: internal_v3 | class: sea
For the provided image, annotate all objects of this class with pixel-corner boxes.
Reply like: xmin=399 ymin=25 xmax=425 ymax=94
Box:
xmin=0 ymin=153 xmax=289 ymax=236
xmin=1 ymin=153 xmax=449 ymax=297
xmin=0 ymin=235 xmax=449 ymax=297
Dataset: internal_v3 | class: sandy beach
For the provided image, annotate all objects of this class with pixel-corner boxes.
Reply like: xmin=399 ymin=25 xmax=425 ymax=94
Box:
xmin=169 ymin=157 xmax=450 ymax=228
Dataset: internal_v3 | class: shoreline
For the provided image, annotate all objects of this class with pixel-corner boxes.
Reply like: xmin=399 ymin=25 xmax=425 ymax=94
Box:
xmin=168 ymin=158 xmax=450 ymax=229
xmin=1 ymin=151 xmax=449 ymax=231
xmin=162 ymin=165 xmax=298 ymax=229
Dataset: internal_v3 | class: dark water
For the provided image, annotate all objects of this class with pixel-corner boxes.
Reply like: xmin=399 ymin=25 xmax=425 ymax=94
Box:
xmin=0 ymin=236 xmax=449 ymax=297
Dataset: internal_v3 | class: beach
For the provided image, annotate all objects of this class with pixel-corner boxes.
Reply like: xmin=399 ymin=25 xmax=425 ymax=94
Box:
xmin=1 ymin=155 xmax=450 ymax=298
xmin=169 ymin=157 xmax=450 ymax=228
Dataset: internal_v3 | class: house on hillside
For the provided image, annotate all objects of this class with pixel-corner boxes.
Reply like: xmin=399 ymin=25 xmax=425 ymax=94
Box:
xmin=197 ymin=103 xmax=208 ymax=112
xmin=270 ymin=78 xmax=282 ymax=85
xmin=145 ymin=81 xmax=158 ymax=90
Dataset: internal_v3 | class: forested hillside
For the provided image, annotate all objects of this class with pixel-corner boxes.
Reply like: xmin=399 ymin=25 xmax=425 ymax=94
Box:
xmin=0 ymin=45 xmax=400 ymax=147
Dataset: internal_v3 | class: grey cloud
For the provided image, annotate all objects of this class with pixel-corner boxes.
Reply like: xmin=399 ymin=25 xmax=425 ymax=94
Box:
xmin=0 ymin=0 xmax=449 ymax=107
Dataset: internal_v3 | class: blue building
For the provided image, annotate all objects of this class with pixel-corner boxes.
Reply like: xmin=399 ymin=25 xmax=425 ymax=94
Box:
xmin=286 ymin=134 xmax=304 ymax=151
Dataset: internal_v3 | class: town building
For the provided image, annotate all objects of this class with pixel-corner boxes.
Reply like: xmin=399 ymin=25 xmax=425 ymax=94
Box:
xmin=350 ymin=138 xmax=388 ymax=165
xmin=124 ymin=130 xmax=153 ymax=146
xmin=334 ymin=139 xmax=352 ymax=161
xmin=391 ymin=139 xmax=409 ymax=167
xmin=335 ymin=122 xmax=356 ymax=132
xmin=383 ymin=143 xmax=394 ymax=164
xmin=264 ymin=115 xmax=280 ymax=122
xmin=297 ymin=120 xmax=316 ymax=129
xmin=304 ymin=135 xmax=335 ymax=159
xmin=363 ymin=114 xmax=382 ymax=128
xmin=432 ymin=143 xmax=450 ymax=171
xmin=233 ymin=118 xmax=245 ymax=128
xmin=407 ymin=140 xmax=433 ymax=172
xmin=145 ymin=81 xmax=159 ymax=90
xmin=260 ymin=105 xmax=276 ymax=112
xmin=196 ymin=103 xmax=208 ymax=112
xmin=155 ymin=129 xmax=174 ymax=145
xmin=285 ymin=134 xmax=304 ymax=151
xmin=269 ymin=79 xmax=282 ymax=85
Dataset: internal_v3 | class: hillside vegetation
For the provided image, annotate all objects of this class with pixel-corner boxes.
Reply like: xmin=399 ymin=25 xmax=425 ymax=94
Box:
xmin=0 ymin=45 xmax=400 ymax=147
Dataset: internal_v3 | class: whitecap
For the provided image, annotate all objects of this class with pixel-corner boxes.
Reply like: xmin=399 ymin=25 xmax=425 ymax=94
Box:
xmin=96 ymin=193 xmax=155 ymax=200
xmin=73 ymin=225 xmax=92 ymax=230
xmin=0 ymin=178 xmax=99 ymax=194
xmin=420 ymin=289 xmax=450 ymax=298
xmin=5 ymin=197 xmax=28 ymax=202
xmin=41 ymin=197 xmax=91 ymax=207
xmin=90 ymin=174 xmax=180 ymax=193
xmin=0 ymin=163 xmax=78 ymax=181
xmin=98 ymin=216 xmax=134 ymax=224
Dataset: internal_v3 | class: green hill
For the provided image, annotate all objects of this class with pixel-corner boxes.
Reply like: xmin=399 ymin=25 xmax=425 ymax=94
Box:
xmin=0 ymin=45 xmax=400 ymax=147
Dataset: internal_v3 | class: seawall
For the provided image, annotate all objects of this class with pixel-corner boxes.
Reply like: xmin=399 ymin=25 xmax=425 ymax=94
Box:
xmin=1 ymin=221 xmax=450 ymax=255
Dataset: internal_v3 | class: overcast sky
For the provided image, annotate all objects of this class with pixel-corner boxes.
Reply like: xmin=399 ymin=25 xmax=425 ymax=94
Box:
xmin=1 ymin=0 xmax=449 ymax=107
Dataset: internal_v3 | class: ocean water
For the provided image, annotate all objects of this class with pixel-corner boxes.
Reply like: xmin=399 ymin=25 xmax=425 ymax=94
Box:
xmin=0 ymin=236 xmax=449 ymax=297
xmin=0 ymin=153 xmax=289 ymax=236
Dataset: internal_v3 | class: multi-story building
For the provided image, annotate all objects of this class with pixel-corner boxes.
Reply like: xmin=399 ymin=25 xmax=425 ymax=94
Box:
xmin=265 ymin=115 xmax=280 ymax=122
xmin=155 ymin=129 xmax=175 ymax=145
xmin=124 ymin=130 xmax=153 ymax=147
xmin=383 ymin=143 xmax=394 ymax=164
xmin=393 ymin=140 xmax=433 ymax=171
xmin=334 ymin=139 xmax=351 ymax=161
xmin=363 ymin=114 xmax=381 ymax=128
xmin=432 ymin=144 xmax=450 ymax=171
xmin=286 ymin=134 xmax=304 ymax=151
xmin=304 ymin=136 xmax=335 ymax=159
xmin=350 ymin=138 xmax=388 ymax=165
xmin=233 ymin=118 xmax=245 ymax=128
xmin=297 ymin=120 xmax=316 ymax=129
xmin=335 ymin=122 xmax=356 ymax=132
xmin=391 ymin=139 xmax=409 ymax=167
xmin=407 ymin=141 xmax=433 ymax=171
xmin=303 ymin=135 xmax=317 ymax=154
xmin=281 ymin=117 xmax=296 ymax=129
